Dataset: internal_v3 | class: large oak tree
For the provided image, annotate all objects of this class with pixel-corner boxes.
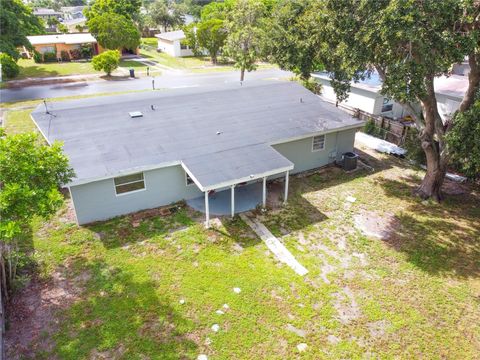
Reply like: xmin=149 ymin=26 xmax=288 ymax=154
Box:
xmin=270 ymin=0 xmax=480 ymax=200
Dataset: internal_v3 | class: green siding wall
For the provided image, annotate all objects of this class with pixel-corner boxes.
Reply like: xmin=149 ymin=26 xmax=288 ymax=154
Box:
xmin=70 ymin=164 xmax=203 ymax=224
xmin=272 ymin=129 xmax=357 ymax=174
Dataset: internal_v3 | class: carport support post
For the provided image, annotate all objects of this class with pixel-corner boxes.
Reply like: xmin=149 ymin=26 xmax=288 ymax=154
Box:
xmin=205 ymin=191 xmax=210 ymax=228
xmin=231 ymin=185 xmax=235 ymax=218
xmin=262 ymin=177 xmax=267 ymax=208
xmin=284 ymin=171 xmax=289 ymax=205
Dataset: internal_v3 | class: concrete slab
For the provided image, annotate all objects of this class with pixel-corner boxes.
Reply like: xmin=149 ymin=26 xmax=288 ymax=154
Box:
xmin=187 ymin=182 xmax=262 ymax=216
xmin=240 ymin=213 xmax=308 ymax=276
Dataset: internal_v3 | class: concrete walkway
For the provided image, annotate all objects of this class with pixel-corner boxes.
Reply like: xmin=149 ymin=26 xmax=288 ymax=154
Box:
xmin=240 ymin=213 xmax=308 ymax=276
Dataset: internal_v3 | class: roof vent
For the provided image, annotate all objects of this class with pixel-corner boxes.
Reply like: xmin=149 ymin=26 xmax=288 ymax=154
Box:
xmin=129 ymin=111 xmax=143 ymax=118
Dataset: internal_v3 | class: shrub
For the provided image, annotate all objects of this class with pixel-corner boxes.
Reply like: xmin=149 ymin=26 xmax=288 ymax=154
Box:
xmin=80 ymin=44 xmax=93 ymax=58
xmin=43 ymin=51 xmax=57 ymax=62
xmin=33 ymin=51 xmax=42 ymax=63
xmin=0 ymin=53 xmax=19 ymax=79
xmin=60 ymin=50 xmax=70 ymax=62
xmin=92 ymin=50 xmax=120 ymax=76
xmin=69 ymin=48 xmax=82 ymax=60
xmin=363 ymin=119 xmax=386 ymax=138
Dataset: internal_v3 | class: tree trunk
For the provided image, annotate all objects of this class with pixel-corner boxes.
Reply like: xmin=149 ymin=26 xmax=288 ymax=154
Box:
xmin=240 ymin=67 xmax=245 ymax=82
xmin=211 ymin=54 xmax=217 ymax=65
xmin=459 ymin=53 xmax=480 ymax=112
xmin=416 ymin=75 xmax=447 ymax=201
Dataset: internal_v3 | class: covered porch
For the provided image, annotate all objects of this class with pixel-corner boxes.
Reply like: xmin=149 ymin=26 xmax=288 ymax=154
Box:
xmin=182 ymin=144 xmax=293 ymax=227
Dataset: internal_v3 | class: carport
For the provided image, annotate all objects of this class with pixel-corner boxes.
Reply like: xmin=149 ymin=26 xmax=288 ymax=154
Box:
xmin=181 ymin=143 xmax=294 ymax=227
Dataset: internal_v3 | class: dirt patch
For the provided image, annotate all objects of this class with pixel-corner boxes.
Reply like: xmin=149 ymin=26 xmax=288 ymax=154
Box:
xmin=266 ymin=181 xmax=284 ymax=209
xmin=5 ymin=266 xmax=90 ymax=359
xmin=354 ymin=210 xmax=400 ymax=240
xmin=90 ymin=344 xmax=126 ymax=360
xmin=57 ymin=198 xmax=77 ymax=224
xmin=441 ymin=179 xmax=469 ymax=196
xmin=367 ymin=319 xmax=391 ymax=338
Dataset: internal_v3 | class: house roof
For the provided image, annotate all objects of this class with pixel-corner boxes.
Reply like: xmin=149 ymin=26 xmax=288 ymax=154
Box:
xmin=312 ymin=71 xmax=467 ymax=101
xmin=155 ymin=30 xmax=186 ymax=42
xmin=27 ymin=33 xmax=96 ymax=45
xmin=33 ymin=8 xmax=62 ymax=16
xmin=31 ymin=81 xmax=363 ymax=189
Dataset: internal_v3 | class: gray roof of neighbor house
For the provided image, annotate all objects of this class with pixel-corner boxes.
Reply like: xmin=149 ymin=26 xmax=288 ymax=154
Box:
xmin=31 ymin=81 xmax=363 ymax=190
xmin=155 ymin=30 xmax=186 ymax=42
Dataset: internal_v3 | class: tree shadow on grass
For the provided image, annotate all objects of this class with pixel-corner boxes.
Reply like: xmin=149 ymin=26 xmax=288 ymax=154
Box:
xmin=51 ymin=258 xmax=198 ymax=359
xmin=377 ymin=175 xmax=480 ymax=279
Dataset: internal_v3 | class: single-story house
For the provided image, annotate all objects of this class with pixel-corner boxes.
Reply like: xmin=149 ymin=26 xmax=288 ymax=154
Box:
xmin=31 ymin=81 xmax=363 ymax=226
xmin=33 ymin=8 xmax=62 ymax=21
xmin=26 ymin=33 xmax=102 ymax=60
xmin=312 ymin=71 xmax=466 ymax=122
xmin=156 ymin=30 xmax=193 ymax=57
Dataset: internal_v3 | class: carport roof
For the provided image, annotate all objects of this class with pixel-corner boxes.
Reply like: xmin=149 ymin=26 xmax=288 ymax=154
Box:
xmin=182 ymin=144 xmax=293 ymax=190
xmin=31 ymin=81 xmax=363 ymax=188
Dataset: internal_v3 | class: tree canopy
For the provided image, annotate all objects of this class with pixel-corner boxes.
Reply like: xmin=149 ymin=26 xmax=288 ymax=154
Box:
xmin=0 ymin=0 xmax=44 ymax=60
xmin=88 ymin=12 xmax=140 ymax=50
xmin=0 ymin=130 xmax=74 ymax=240
xmin=84 ymin=0 xmax=141 ymax=20
xmin=196 ymin=18 xmax=227 ymax=64
xmin=146 ymin=0 xmax=186 ymax=31
xmin=92 ymin=49 xmax=121 ymax=75
xmin=224 ymin=0 xmax=266 ymax=81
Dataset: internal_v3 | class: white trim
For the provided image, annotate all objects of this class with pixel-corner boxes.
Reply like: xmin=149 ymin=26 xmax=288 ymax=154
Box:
xmin=113 ymin=172 xmax=147 ymax=196
xmin=205 ymin=191 xmax=210 ymax=228
xmin=30 ymin=113 xmax=52 ymax=146
xmin=202 ymin=164 xmax=294 ymax=192
xmin=231 ymin=185 xmax=235 ymax=218
xmin=284 ymin=171 xmax=289 ymax=204
xmin=69 ymin=160 xmax=181 ymax=186
xmin=311 ymin=134 xmax=326 ymax=152
xmin=269 ymin=123 xmax=363 ymax=147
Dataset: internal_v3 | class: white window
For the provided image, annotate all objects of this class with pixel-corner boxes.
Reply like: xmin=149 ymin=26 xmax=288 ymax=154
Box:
xmin=114 ymin=172 xmax=145 ymax=195
xmin=312 ymin=135 xmax=326 ymax=151
xmin=185 ymin=172 xmax=194 ymax=186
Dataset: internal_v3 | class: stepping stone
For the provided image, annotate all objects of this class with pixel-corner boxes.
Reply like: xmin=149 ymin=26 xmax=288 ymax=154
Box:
xmin=215 ymin=310 xmax=224 ymax=315
xmin=211 ymin=324 xmax=220 ymax=332
xmin=327 ymin=335 xmax=341 ymax=344
xmin=197 ymin=355 xmax=208 ymax=360
xmin=346 ymin=196 xmax=356 ymax=203
xmin=297 ymin=343 xmax=308 ymax=352
xmin=223 ymin=304 xmax=229 ymax=310
xmin=233 ymin=287 xmax=241 ymax=294
xmin=179 ymin=299 xmax=185 ymax=304
xmin=286 ymin=324 xmax=306 ymax=338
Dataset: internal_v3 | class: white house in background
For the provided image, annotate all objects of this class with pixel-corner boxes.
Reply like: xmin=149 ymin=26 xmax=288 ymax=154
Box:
xmin=312 ymin=71 xmax=467 ymax=122
xmin=156 ymin=30 xmax=193 ymax=57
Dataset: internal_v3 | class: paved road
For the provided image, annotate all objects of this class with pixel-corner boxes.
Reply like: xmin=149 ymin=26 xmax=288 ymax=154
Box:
xmin=0 ymin=69 xmax=291 ymax=103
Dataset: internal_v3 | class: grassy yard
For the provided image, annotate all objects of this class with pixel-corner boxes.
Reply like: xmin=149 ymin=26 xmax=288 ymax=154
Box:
xmin=4 ymin=110 xmax=480 ymax=359
xmin=15 ymin=58 xmax=100 ymax=80
xmin=140 ymin=37 xmax=276 ymax=73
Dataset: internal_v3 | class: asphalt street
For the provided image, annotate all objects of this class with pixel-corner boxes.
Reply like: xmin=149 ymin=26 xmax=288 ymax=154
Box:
xmin=0 ymin=69 xmax=291 ymax=103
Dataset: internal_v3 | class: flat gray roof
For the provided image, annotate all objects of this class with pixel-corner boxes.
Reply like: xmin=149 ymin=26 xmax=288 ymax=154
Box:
xmin=31 ymin=81 xmax=363 ymax=189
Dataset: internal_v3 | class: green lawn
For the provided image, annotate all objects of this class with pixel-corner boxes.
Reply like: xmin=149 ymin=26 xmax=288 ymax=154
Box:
xmin=5 ymin=111 xmax=480 ymax=359
xmin=140 ymin=37 xmax=276 ymax=73
xmin=15 ymin=58 xmax=100 ymax=80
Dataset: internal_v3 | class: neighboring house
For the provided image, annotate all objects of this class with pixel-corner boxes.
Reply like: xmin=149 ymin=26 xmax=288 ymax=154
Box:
xmin=156 ymin=30 xmax=193 ymax=57
xmin=33 ymin=7 xmax=62 ymax=21
xmin=31 ymin=82 xmax=363 ymax=225
xmin=312 ymin=71 xmax=467 ymax=122
xmin=61 ymin=6 xmax=87 ymax=33
xmin=26 ymin=33 xmax=102 ymax=60
xmin=33 ymin=8 xmax=63 ymax=31
xmin=62 ymin=18 xmax=88 ymax=33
